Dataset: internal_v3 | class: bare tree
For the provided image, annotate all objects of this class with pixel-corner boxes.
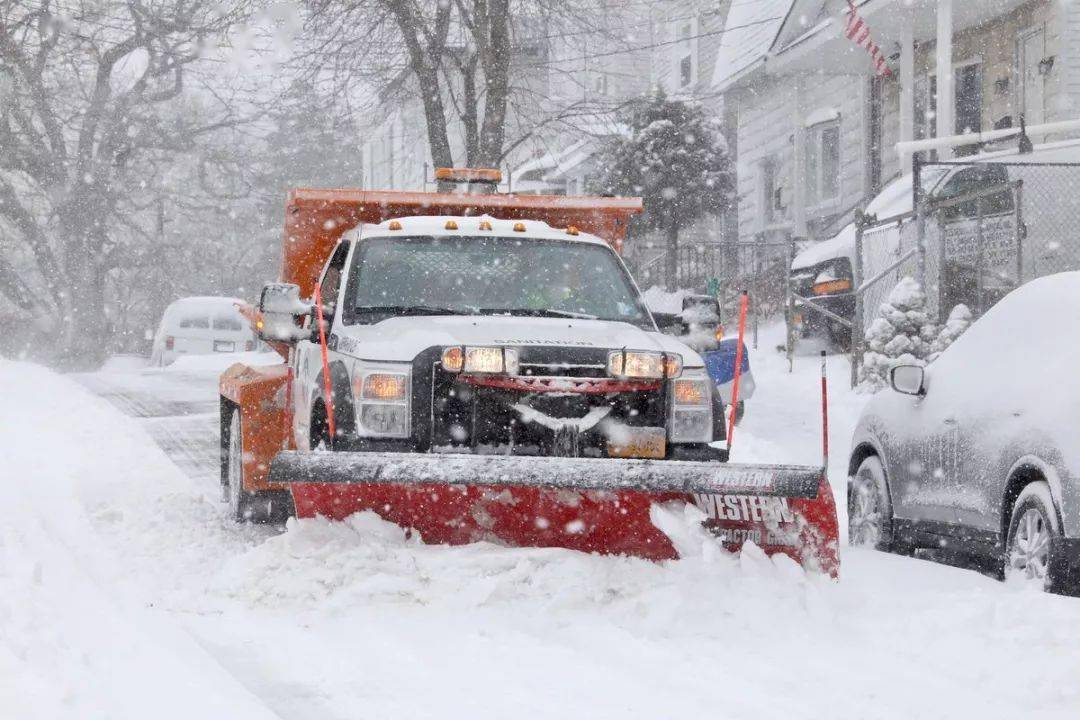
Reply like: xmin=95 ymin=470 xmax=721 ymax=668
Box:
xmin=302 ymin=0 xmax=630 ymax=171
xmin=0 ymin=0 xmax=253 ymax=366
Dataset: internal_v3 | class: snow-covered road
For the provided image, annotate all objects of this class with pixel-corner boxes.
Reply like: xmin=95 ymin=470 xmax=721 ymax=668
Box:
xmin=5 ymin=334 xmax=1080 ymax=719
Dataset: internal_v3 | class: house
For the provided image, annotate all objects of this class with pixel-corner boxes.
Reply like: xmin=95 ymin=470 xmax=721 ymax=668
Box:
xmin=714 ymin=0 xmax=1080 ymax=250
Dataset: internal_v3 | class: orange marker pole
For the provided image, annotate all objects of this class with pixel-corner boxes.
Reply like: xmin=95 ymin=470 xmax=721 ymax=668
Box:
xmin=726 ymin=290 xmax=749 ymax=453
xmin=313 ymin=285 xmax=336 ymax=443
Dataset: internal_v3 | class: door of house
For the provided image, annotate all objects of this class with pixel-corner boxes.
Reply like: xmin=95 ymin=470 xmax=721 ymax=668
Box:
xmin=1019 ymin=28 xmax=1046 ymax=126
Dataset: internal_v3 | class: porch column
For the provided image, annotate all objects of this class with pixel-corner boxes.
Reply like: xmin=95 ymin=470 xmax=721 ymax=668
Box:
xmin=792 ymin=74 xmax=807 ymax=239
xmin=935 ymin=0 xmax=954 ymax=158
xmin=899 ymin=11 xmax=915 ymax=171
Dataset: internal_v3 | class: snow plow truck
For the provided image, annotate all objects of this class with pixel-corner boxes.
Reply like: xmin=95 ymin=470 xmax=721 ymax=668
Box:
xmin=219 ymin=169 xmax=839 ymax=574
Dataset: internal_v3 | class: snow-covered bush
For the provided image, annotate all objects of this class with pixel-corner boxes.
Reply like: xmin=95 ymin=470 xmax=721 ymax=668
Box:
xmin=928 ymin=304 xmax=973 ymax=362
xmin=857 ymin=277 xmax=937 ymax=392
xmin=858 ymin=278 xmax=977 ymax=392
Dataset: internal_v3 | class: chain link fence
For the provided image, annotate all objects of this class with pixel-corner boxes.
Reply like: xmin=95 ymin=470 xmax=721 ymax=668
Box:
xmin=629 ymin=233 xmax=795 ymax=348
xmin=846 ymin=155 xmax=1080 ymax=384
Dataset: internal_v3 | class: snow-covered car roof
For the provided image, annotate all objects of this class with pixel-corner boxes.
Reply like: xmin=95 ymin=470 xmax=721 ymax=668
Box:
xmin=356 ymin=215 xmax=610 ymax=247
xmin=792 ymin=138 xmax=1080 ymax=272
xmin=163 ymin=296 xmax=245 ymax=313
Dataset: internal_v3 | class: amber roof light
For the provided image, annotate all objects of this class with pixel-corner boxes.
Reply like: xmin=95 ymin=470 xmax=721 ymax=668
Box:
xmin=434 ymin=167 xmax=503 ymax=184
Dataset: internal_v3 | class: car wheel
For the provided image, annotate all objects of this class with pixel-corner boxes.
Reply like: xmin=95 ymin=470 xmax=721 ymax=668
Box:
xmin=1005 ymin=481 xmax=1060 ymax=590
xmin=848 ymin=455 xmax=894 ymax=550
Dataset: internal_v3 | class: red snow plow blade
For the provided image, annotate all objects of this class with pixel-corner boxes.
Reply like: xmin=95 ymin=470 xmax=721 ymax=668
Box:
xmin=269 ymin=453 xmax=840 ymax=576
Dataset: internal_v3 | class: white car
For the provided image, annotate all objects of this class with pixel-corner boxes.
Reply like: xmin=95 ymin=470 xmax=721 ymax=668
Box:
xmin=151 ymin=296 xmax=256 ymax=367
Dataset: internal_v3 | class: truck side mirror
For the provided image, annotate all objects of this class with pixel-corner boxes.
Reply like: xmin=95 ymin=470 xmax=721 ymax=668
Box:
xmin=256 ymin=282 xmax=311 ymax=344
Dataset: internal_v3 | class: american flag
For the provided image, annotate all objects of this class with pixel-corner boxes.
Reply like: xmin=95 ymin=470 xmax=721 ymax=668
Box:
xmin=845 ymin=1 xmax=892 ymax=77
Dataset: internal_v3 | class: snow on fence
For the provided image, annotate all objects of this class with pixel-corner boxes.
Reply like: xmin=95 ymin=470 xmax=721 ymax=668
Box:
xmin=851 ymin=154 xmax=1080 ymax=386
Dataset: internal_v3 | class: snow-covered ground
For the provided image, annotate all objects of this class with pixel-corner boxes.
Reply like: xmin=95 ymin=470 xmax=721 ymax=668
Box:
xmin=4 ymin=332 xmax=1080 ymax=719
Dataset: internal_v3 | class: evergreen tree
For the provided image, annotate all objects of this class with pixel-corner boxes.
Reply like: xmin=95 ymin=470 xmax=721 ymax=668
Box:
xmin=858 ymin=277 xmax=938 ymax=392
xmin=591 ymin=91 xmax=734 ymax=290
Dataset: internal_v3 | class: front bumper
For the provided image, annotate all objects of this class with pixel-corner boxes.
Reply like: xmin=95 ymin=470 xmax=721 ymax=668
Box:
xmin=349 ymin=345 xmax=727 ymax=460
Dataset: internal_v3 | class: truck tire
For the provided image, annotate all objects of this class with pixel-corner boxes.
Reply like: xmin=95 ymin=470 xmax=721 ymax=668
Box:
xmin=225 ymin=409 xmax=291 ymax=523
xmin=1005 ymin=481 xmax=1061 ymax=591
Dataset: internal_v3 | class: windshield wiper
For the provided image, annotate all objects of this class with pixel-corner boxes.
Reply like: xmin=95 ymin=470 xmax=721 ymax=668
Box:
xmin=478 ymin=307 xmax=598 ymax=320
xmin=354 ymin=305 xmax=469 ymax=317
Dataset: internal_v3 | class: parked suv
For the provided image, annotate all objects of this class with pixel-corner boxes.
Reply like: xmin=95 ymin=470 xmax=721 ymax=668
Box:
xmin=847 ymin=272 xmax=1080 ymax=594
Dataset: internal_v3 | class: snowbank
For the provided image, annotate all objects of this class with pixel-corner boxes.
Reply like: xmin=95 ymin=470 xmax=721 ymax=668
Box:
xmin=165 ymin=349 xmax=282 ymax=373
xmin=9 ymin=350 xmax=1080 ymax=719
xmin=0 ymin=360 xmax=278 ymax=720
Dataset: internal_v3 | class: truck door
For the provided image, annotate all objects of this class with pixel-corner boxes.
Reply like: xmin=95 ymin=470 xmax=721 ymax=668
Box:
xmin=294 ymin=241 xmax=350 ymax=449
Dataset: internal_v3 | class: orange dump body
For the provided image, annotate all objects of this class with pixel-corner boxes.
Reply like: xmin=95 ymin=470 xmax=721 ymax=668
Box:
xmin=281 ymin=189 xmax=643 ymax=300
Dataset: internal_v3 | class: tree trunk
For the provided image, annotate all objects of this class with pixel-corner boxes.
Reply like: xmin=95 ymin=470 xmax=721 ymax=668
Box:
xmin=665 ymin=209 xmax=679 ymax=293
xmin=55 ymin=204 xmax=110 ymax=369
xmin=475 ymin=0 xmax=510 ymax=167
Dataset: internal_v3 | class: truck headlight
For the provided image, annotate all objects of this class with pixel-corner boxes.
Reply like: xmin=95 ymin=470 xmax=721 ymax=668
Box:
xmin=608 ymin=350 xmax=682 ymax=379
xmin=668 ymin=374 xmax=712 ymax=443
xmin=352 ymin=368 xmax=410 ymax=437
xmin=362 ymin=373 xmax=408 ymax=401
xmin=442 ymin=346 xmax=519 ymax=374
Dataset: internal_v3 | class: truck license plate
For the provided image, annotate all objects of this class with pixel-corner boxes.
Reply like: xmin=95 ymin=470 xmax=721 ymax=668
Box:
xmin=214 ymin=340 xmax=235 ymax=352
xmin=607 ymin=427 xmax=666 ymax=459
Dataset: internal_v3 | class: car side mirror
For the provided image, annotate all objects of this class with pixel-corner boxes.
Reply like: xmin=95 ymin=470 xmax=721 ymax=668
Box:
xmin=890 ymin=365 xmax=926 ymax=396
xmin=256 ymin=283 xmax=311 ymax=344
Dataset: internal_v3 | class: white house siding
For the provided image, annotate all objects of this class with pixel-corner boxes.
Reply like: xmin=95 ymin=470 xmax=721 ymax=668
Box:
xmin=1066 ymin=0 xmax=1080 ymax=118
xmin=733 ymin=71 xmax=866 ymax=245
xmin=733 ymin=76 xmax=792 ymax=244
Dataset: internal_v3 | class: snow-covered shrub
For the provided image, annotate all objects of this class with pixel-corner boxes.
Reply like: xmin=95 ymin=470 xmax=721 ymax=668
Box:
xmin=928 ymin=304 xmax=972 ymax=362
xmin=857 ymin=277 xmax=937 ymax=392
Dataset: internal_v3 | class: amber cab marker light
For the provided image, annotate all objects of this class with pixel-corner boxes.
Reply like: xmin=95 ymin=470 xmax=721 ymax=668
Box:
xmin=388 ymin=220 xmax=402 ymax=231
xmin=513 ymin=222 xmax=526 ymax=232
xmin=478 ymin=220 xmax=493 ymax=231
xmin=445 ymin=219 xmax=459 ymax=230
xmin=566 ymin=226 xmax=580 ymax=236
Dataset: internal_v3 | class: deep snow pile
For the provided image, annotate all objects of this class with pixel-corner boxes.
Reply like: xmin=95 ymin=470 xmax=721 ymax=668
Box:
xmin=0 ymin=360 xmax=278 ymax=720
xmin=7 ymin=350 xmax=1080 ymax=719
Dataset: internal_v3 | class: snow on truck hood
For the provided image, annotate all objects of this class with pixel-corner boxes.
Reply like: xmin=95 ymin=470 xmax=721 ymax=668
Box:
xmin=334 ymin=315 xmax=704 ymax=366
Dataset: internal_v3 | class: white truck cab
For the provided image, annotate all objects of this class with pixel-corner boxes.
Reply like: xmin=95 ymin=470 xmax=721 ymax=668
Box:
xmin=274 ymin=215 xmax=727 ymax=461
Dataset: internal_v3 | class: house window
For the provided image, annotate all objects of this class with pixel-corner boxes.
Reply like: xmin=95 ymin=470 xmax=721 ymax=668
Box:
xmin=672 ymin=18 xmax=696 ymax=89
xmin=805 ymin=121 xmax=840 ymax=207
xmin=915 ymin=62 xmax=983 ymax=145
xmin=760 ymin=157 xmax=787 ymax=226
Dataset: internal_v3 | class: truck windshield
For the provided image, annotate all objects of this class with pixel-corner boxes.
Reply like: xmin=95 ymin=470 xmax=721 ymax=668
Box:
xmin=345 ymin=235 xmax=651 ymax=327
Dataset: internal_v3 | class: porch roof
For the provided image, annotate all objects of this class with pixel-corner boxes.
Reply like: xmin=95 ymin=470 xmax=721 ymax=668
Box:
xmin=769 ymin=0 xmax=1035 ymax=76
